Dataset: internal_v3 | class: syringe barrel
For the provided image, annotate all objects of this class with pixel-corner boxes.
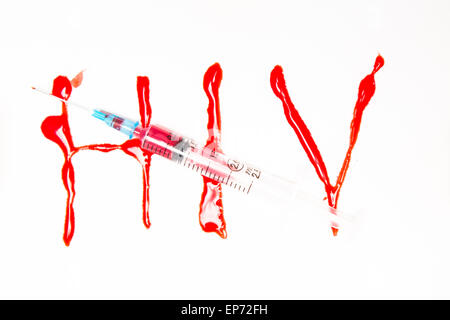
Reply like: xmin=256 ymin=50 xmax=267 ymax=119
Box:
xmin=134 ymin=124 xmax=266 ymax=195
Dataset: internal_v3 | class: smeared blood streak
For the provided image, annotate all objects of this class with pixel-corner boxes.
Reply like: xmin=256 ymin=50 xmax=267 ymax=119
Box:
xmin=198 ymin=63 xmax=227 ymax=238
xmin=270 ymin=55 xmax=384 ymax=236
xmin=41 ymin=74 xmax=153 ymax=246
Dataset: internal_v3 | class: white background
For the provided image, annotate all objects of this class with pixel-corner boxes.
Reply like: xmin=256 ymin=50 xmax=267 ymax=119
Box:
xmin=0 ymin=0 xmax=449 ymax=299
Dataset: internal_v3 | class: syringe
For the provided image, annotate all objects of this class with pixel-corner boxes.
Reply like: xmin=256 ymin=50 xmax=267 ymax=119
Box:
xmin=33 ymin=87 xmax=352 ymax=230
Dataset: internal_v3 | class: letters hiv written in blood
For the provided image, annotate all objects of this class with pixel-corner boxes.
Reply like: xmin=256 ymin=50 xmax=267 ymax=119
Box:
xmin=270 ymin=55 xmax=384 ymax=236
xmin=41 ymin=64 xmax=227 ymax=246
xmin=42 ymin=57 xmax=383 ymax=245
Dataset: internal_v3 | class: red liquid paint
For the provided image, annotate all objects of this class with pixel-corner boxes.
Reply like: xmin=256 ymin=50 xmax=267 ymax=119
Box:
xmin=270 ymin=55 xmax=384 ymax=236
xmin=41 ymin=73 xmax=153 ymax=246
xmin=198 ymin=63 xmax=227 ymax=238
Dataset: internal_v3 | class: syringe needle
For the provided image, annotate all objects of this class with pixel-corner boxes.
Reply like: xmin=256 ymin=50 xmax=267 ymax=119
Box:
xmin=31 ymin=86 xmax=94 ymax=114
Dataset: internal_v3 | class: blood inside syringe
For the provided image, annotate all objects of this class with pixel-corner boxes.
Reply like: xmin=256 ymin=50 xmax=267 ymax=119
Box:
xmin=133 ymin=123 xmax=255 ymax=194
